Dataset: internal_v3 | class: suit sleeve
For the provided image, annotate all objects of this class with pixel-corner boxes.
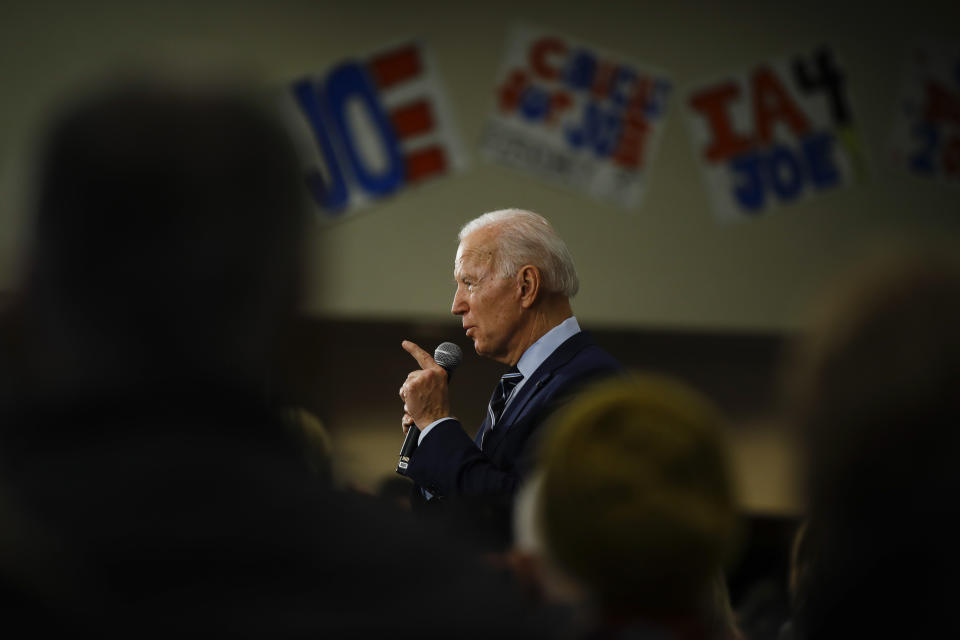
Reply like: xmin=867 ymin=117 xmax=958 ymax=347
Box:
xmin=406 ymin=342 xmax=622 ymax=501
xmin=405 ymin=419 xmax=519 ymax=499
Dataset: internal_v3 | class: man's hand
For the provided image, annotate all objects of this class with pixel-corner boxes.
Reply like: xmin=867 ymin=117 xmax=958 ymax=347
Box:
xmin=398 ymin=340 xmax=451 ymax=432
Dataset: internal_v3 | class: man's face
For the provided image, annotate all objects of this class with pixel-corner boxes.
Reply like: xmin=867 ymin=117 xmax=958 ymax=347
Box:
xmin=451 ymin=227 xmax=523 ymax=364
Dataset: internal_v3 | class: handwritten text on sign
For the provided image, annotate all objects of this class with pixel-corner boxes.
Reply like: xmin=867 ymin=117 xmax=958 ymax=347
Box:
xmin=480 ymin=25 xmax=672 ymax=209
xmin=685 ymin=47 xmax=866 ymax=222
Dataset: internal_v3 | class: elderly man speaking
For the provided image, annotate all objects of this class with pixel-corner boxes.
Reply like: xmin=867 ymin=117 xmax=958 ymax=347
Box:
xmin=398 ymin=208 xmax=621 ymax=547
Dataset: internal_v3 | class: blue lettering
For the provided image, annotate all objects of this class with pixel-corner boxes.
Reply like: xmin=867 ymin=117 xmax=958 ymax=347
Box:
xmin=909 ymin=122 xmax=938 ymax=175
xmin=729 ymin=133 xmax=849 ymax=214
xmin=292 ymin=79 xmax=349 ymax=213
xmin=803 ymin=132 xmax=840 ymax=189
xmin=646 ymin=78 xmax=672 ymax=118
xmin=566 ymin=102 xmax=622 ymax=156
xmin=731 ymin=153 xmax=765 ymax=212
xmin=324 ymin=62 xmax=405 ymax=197
xmin=609 ymin=67 xmax=635 ymax=108
xmin=766 ymin=144 xmax=804 ymax=200
xmin=519 ymin=85 xmax=552 ymax=121
xmin=565 ymin=50 xmax=596 ymax=91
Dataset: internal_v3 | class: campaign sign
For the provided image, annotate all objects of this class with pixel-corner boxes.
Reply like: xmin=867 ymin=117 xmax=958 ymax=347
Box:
xmin=685 ymin=47 xmax=866 ymax=223
xmin=281 ymin=41 xmax=467 ymax=218
xmin=889 ymin=42 xmax=960 ymax=186
xmin=479 ymin=24 xmax=672 ymax=209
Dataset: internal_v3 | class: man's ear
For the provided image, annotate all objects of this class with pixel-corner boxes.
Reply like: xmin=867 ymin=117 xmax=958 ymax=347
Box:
xmin=518 ymin=265 xmax=541 ymax=308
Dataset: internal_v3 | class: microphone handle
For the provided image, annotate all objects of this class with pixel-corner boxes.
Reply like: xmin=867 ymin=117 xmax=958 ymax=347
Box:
xmin=396 ymin=423 xmax=419 ymax=475
xmin=395 ymin=364 xmax=453 ymax=475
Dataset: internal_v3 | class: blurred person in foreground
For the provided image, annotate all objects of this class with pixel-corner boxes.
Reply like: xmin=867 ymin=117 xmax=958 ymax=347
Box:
xmin=0 ymin=73 xmax=545 ymax=637
xmin=398 ymin=209 xmax=621 ymax=550
xmin=511 ymin=375 xmax=743 ymax=640
xmin=780 ymin=251 xmax=960 ymax=640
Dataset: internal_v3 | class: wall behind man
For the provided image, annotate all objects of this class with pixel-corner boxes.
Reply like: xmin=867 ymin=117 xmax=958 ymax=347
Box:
xmin=1 ymin=1 xmax=957 ymax=512
xmin=1 ymin=0 xmax=959 ymax=333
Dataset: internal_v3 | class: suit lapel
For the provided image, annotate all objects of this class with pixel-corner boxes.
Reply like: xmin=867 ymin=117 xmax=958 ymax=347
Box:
xmin=473 ymin=411 xmax=492 ymax=448
xmin=481 ymin=332 xmax=594 ymax=456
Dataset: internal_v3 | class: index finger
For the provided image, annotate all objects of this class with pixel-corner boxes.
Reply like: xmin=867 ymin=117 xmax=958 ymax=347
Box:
xmin=402 ymin=340 xmax=441 ymax=371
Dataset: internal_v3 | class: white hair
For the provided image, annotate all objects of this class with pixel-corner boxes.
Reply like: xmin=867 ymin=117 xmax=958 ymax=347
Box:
xmin=458 ymin=208 xmax=579 ymax=297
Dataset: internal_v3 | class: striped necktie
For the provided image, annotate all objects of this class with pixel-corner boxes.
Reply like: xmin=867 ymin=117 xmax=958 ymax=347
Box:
xmin=481 ymin=367 xmax=523 ymax=449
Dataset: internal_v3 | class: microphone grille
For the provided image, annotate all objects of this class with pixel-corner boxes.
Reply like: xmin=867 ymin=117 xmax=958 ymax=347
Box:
xmin=433 ymin=341 xmax=463 ymax=372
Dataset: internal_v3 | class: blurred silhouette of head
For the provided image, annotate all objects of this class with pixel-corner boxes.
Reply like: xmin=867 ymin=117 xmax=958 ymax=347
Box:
xmin=20 ymin=73 xmax=308 ymax=397
xmin=532 ymin=375 xmax=739 ymax=625
xmin=782 ymin=251 xmax=960 ymax=638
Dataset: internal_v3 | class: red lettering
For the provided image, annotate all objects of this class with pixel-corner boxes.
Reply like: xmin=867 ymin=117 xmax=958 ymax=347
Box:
xmin=591 ymin=61 xmax=617 ymax=99
xmin=689 ymin=83 xmax=754 ymax=162
xmin=529 ymin=37 xmax=567 ymax=81
xmin=390 ymin=100 xmax=433 ymax=138
xmin=631 ymin=75 xmax=651 ymax=110
xmin=368 ymin=45 xmax=421 ymax=89
xmin=499 ymin=70 xmax=529 ymax=113
xmin=752 ymin=67 xmax=810 ymax=143
xmin=943 ymin=136 xmax=960 ymax=176
xmin=925 ymin=82 xmax=960 ymax=125
xmin=547 ymin=91 xmax=573 ymax=124
xmin=612 ymin=84 xmax=650 ymax=168
xmin=612 ymin=105 xmax=650 ymax=169
xmin=405 ymin=146 xmax=447 ymax=182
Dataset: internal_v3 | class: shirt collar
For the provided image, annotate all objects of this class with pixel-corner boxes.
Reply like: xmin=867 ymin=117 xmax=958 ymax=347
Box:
xmin=515 ymin=316 xmax=581 ymax=379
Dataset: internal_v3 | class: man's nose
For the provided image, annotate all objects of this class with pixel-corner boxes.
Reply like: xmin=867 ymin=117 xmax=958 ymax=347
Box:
xmin=451 ymin=290 xmax=466 ymax=315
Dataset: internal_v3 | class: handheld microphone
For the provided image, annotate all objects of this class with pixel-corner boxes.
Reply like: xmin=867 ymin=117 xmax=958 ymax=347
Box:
xmin=396 ymin=341 xmax=462 ymax=475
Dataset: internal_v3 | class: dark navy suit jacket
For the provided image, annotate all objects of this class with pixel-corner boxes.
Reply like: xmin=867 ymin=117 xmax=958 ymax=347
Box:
xmin=405 ymin=331 xmax=621 ymax=546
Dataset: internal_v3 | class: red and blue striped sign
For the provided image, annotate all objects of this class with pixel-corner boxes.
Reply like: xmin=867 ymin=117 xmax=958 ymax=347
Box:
xmin=282 ymin=41 xmax=466 ymax=217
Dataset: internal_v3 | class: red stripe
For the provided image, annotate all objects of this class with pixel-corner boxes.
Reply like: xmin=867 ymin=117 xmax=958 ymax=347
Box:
xmin=405 ymin=146 xmax=447 ymax=182
xmin=391 ymin=101 xmax=434 ymax=138
xmin=369 ymin=45 xmax=422 ymax=89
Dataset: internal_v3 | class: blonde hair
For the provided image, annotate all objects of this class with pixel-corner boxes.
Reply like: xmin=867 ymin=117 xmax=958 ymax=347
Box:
xmin=537 ymin=374 xmax=739 ymax=615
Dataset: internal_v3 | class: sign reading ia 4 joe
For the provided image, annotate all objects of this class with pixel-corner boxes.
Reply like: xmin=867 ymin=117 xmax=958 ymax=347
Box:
xmin=685 ymin=47 xmax=868 ymax=223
